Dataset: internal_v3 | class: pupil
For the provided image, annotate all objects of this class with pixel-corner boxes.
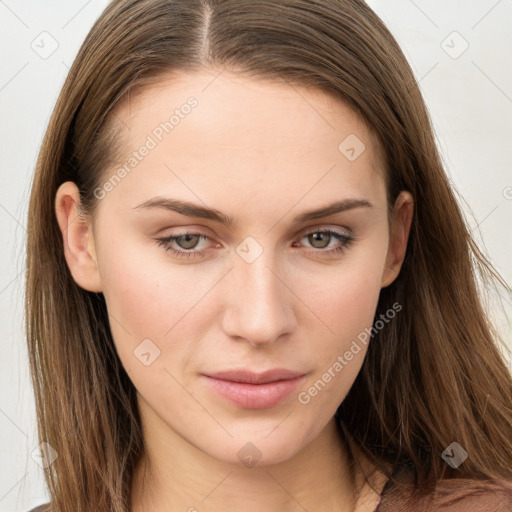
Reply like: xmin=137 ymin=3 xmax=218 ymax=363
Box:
xmin=310 ymin=233 xmax=329 ymax=249
xmin=179 ymin=234 xmax=198 ymax=249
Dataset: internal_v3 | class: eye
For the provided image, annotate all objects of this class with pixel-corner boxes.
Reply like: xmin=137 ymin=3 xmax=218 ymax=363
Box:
xmin=155 ymin=231 xmax=212 ymax=259
xmin=294 ymin=228 xmax=355 ymax=256
xmin=155 ymin=227 xmax=355 ymax=259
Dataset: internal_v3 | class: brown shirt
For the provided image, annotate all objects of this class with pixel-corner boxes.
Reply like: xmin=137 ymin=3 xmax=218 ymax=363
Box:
xmin=370 ymin=458 xmax=512 ymax=512
xmin=28 ymin=477 xmax=512 ymax=512
xmin=28 ymin=465 xmax=512 ymax=512
xmin=345 ymin=430 xmax=512 ymax=512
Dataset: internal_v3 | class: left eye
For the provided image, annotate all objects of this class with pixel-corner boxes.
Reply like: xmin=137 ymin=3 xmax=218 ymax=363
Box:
xmin=155 ymin=232 xmax=211 ymax=259
xmin=155 ymin=228 xmax=355 ymax=259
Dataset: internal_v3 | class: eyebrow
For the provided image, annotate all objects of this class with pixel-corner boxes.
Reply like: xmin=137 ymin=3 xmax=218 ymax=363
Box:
xmin=133 ymin=196 xmax=373 ymax=227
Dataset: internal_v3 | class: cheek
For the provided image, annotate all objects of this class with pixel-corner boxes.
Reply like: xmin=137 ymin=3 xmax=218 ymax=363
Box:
xmin=95 ymin=233 xmax=201 ymax=369
xmin=98 ymin=223 xmax=387 ymax=381
xmin=297 ymin=242 xmax=386 ymax=388
xmin=294 ymin=270 xmax=383 ymax=414
xmin=299 ymin=247 xmax=386 ymax=343
xmin=320 ymin=271 xmax=379 ymax=322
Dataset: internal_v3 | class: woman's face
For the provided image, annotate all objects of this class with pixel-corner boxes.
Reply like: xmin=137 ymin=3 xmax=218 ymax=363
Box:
xmin=57 ymin=69 xmax=412 ymax=467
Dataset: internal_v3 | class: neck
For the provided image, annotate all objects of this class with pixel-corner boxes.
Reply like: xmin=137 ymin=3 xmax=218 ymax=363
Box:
xmin=130 ymin=399 xmax=387 ymax=512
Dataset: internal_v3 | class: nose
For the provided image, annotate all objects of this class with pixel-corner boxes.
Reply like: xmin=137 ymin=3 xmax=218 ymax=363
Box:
xmin=220 ymin=253 xmax=297 ymax=348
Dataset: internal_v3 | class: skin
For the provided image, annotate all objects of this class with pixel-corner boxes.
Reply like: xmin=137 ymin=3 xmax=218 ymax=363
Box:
xmin=55 ymin=69 xmax=413 ymax=512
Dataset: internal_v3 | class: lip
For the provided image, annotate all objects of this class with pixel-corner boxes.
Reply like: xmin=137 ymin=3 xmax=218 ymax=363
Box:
xmin=201 ymin=369 xmax=307 ymax=409
xmin=205 ymin=368 xmax=306 ymax=384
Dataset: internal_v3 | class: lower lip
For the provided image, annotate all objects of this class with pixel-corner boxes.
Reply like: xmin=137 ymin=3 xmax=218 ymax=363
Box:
xmin=202 ymin=375 xmax=306 ymax=409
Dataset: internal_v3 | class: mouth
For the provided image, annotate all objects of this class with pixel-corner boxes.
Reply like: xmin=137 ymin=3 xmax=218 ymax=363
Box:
xmin=201 ymin=369 xmax=307 ymax=409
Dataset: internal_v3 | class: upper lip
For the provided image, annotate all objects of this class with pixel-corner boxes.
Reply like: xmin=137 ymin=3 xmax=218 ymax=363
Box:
xmin=203 ymin=369 xmax=306 ymax=384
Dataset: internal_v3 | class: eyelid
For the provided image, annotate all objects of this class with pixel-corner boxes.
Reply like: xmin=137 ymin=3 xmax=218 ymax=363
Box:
xmin=158 ymin=223 xmax=352 ymax=244
xmin=155 ymin=224 xmax=355 ymax=260
xmin=300 ymin=223 xmax=352 ymax=236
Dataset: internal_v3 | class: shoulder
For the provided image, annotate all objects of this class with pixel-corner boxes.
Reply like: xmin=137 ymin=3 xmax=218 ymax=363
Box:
xmin=378 ymin=476 xmax=512 ymax=512
xmin=430 ymin=478 xmax=512 ymax=511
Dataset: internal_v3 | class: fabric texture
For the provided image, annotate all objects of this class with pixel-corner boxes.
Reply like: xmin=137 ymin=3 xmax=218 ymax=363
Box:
xmin=27 ymin=478 xmax=512 ymax=512
xmin=27 ymin=439 xmax=512 ymax=512
xmin=374 ymin=462 xmax=512 ymax=511
xmin=335 ymin=411 xmax=512 ymax=511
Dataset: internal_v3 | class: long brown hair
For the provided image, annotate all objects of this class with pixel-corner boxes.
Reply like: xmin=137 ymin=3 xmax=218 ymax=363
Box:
xmin=25 ymin=1 xmax=512 ymax=510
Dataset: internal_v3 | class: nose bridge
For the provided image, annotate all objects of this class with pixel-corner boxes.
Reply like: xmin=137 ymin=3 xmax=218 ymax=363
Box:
xmin=222 ymin=241 xmax=296 ymax=346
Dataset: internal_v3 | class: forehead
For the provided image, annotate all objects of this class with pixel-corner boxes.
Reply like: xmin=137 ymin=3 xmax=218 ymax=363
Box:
xmin=101 ymin=70 xmax=387 ymax=216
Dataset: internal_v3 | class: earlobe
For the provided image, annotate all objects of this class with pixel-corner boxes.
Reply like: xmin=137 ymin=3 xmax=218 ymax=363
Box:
xmin=54 ymin=181 xmax=103 ymax=292
xmin=381 ymin=191 xmax=414 ymax=288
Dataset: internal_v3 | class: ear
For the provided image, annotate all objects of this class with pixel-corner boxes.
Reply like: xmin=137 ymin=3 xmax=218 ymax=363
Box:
xmin=381 ymin=190 xmax=414 ymax=288
xmin=54 ymin=181 xmax=103 ymax=292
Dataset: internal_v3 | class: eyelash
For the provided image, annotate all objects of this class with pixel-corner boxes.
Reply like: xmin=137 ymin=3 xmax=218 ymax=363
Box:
xmin=155 ymin=228 xmax=355 ymax=259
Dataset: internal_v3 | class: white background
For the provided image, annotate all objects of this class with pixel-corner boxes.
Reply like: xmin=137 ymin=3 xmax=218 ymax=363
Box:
xmin=1 ymin=1 xmax=511 ymax=510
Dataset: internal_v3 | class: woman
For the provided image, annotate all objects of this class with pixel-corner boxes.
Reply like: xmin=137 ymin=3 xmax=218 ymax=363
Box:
xmin=25 ymin=0 xmax=512 ymax=511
